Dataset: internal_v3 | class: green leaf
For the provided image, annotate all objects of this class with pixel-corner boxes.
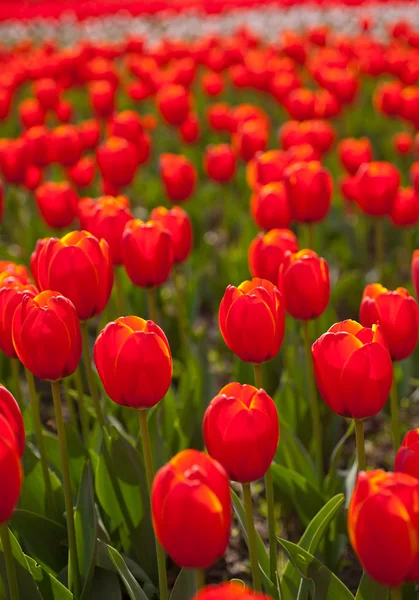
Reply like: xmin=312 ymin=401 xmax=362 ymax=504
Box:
xmin=281 ymin=495 xmax=345 ymax=599
xmin=278 ymin=539 xmax=354 ymax=600
xmin=324 ymin=421 xmax=355 ymax=497
xmin=276 ymin=420 xmax=318 ymax=489
xmin=75 ymin=462 xmax=98 ymax=600
xmin=0 ymin=528 xmax=43 ymax=600
xmin=355 ymin=573 xmax=389 ymax=600
xmin=98 ymin=541 xmax=149 ymax=600
xmin=271 ymin=463 xmax=326 ymax=525
xmin=89 ymin=568 xmax=122 ymax=600
xmin=43 ymin=424 xmax=88 ymax=493
xmin=10 ymin=509 xmax=67 ymax=575
xmin=170 ymin=568 xmax=197 ymax=600
xmin=25 ymin=554 xmax=75 ymax=600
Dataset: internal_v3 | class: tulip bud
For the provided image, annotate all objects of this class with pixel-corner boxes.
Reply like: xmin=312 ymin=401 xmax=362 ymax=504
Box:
xmin=24 ymin=125 xmax=50 ymax=168
xmin=160 ymin=153 xmax=196 ymax=203
xmin=312 ymin=320 xmax=393 ymax=419
xmin=285 ymin=88 xmax=316 ymax=121
xmin=94 ymin=316 xmax=172 ymax=408
xmin=338 ymin=137 xmax=373 ymax=175
xmin=202 ymin=71 xmax=224 ymax=97
xmin=152 ymin=449 xmax=231 ymax=568
xmin=34 ymin=78 xmax=60 ymax=110
xmin=31 ymin=231 xmax=113 ymax=321
xmin=193 ymin=583 xmax=272 ymax=600
xmin=234 ymin=119 xmax=269 ymax=162
xmin=179 ymin=113 xmax=200 ymax=144
xmin=50 ymin=125 xmax=82 ymax=167
xmin=19 ymin=98 xmax=45 ymax=129
xmin=204 ymin=382 xmax=279 ymax=482
xmin=204 ymin=144 xmax=236 ymax=183
xmin=78 ymin=119 xmax=100 ymax=151
xmin=89 ymin=80 xmax=115 ymax=119
xmin=97 ymin=137 xmax=139 ymax=189
xmin=249 ymin=229 xmax=298 ymax=284
xmin=354 ymin=162 xmax=400 ymax=216
xmin=68 ymin=156 xmax=95 ymax=189
xmin=348 ymin=470 xmax=419 ymax=587
xmin=150 ymin=206 xmax=193 ymax=264
xmin=390 ymin=187 xmax=419 ymax=227
xmin=156 ymin=84 xmax=190 ymax=126
xmin=122 ymin=220 xmax=174 ymax=288
xmin=0 ymin=138 xmax=27 ymax=184
xmin=0 ymin=278 xmax=38 ymax=358
xmin=250 ymin=182 xmax=292 ymax=231
xmin=395 ymin=429 xmax=419 ymax=480
xmin=219 ymin=278 xmax=285 ymax=363
xmin=35 ymin=181 xmax=79 ymax=229
xmin=12 ymin=290 xmax=82 ymax=381
xmin=393 ymin=132 xmax=413 ymax=155
xmin=279 ymin=250 xmax=330 ymax=320
xmin=360 ymin=284 xmax=419 ymax=361
xmin=284 ymin=161 xmax=332 ymax=223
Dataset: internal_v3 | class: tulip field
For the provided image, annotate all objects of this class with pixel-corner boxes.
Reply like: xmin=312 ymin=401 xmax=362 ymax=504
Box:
xmin=3 ymin=1 xmax=419 ymax=599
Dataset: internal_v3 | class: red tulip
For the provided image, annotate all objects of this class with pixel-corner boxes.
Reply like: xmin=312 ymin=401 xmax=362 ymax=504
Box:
xmin=233 ymin=119 xmax=268 ymax=162
xmin=0 ymin=385 xmax=25 ymax=457
xmin=89 ymin=80 xmax=115 ymax=119
xmin=204 ymin=144 xmax=236 ymax=183
xmin=50 ymin=125 xmax=82 ymax=167
xmin=156 ymin=84 xmax=190 ymax=126
xmin=249 ymin=229 xmax=298 ymax=284
xmin=219 ymin=278 xmax=285 ymax=363
xmin=193 ymin=583 xmax=272 ymax=600
xmin=393 ymin=132 xmax=413 ymax=155
xmin=78 ymin=119 xmax=101 ymax=151
xmin=160 ymin=153 xmax=196 ymax=203
xmin=390 ymin=187 xmax=419 ymax=227
xmin=312 ymin=320 xmax=393 ymax=419
xmin=94 ymin=316 xmax=172 ymax=408
xmin=150 ymin=206 xmax=193 ymax=264
xmin=247 ymin=150 xmax=289 ymax=190
xmin=108 ymin=110 xmax=143 ymax=145
xmin=97 ymin=137 xmax=138 ymax=189
xmin=354 ymin=162 xmax=400 ymax=216
xmin=207 ymin=103 xmax=235 ymax=133
xmin=35 ymin=181 xmax=79 ymax=229
xmin=179 ymin=113 xmax=200 ymax=144
xmin=396 ymin=429 xmax=419 ymax=480
xmin=122 ymin=219 xmax=174 ymax=288
xmin=203 ymin=382 xmax=279 ymax=482
xmin=31 ymin=231 xmax=113 ymax=321
xmin=285 ymin=88 xmax=316 ymax=121
xmin=0 ymin=278 xmax=38 ymax=359
xmin=360 ymin=284 xmax=419 ymax=361
xmin=338 ymin=138 xmax=373 ymax=175
xmin=33 ymin=78 xmax=60 ymax=110
xmin=152 ymin=449 xmax=231 ymax=568
xmin=284 ymin=161 xmax=332 ymax=223
xmin=202 ymin=71 xmax=224 ymax=97
xmin=250 ymin=182 xmax=292 ymax=231
xmin=0 ymin=138 xmax=27 ymax=184
xmin=12 ymin=290 xmax=82 ymax=380
xmin=19 ymin=98 xmax=45 ymax=129
xmin=0 ymin=262 xmax=30 ymax=285
xmin=68 ymin=156 xmax=95 ymax=189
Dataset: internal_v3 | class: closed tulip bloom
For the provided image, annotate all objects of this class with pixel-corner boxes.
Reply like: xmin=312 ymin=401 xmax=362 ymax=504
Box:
xmin=152 ymin=449 xmax=231 ymax=568
xmin=50 ymin=125 xmax=82 ymax=167
xmin=312 ymin=320 xmax=393 ymax=419
xmin=394 ymin=132 xmax=413 ymax=155
xmin=0 ymin=262 xmax=30 ymax=285
xmin=179 ymin=113 xmax=200 ymax=144
xmin=33 ymin=78 xmax=60 ymax=110
xmin=31 ymin=231 xmax=113 ymax=321
xmin=35 ymin=181 xmax=79 ymax=229
xmin=194 ymin=583 xmax=272 ymax=600
xmin=94 ymin=316 xmax=172 ymax=408
xmin=360 ymin=284 xmax=419 ymax=361
xmin=89 ymin=80 xmax=115 ymax=119
xmin=354 ymin=162 xmax=400 ymax=216
xmin=202 ymin=71 xmax=224 ymax=97
xmin=373 ymin=81 xmax=402 ymax=116
xmin=78 ymin=196 xmax=133 ymax=265
xmin=249 ymin=229 xmax=298 ymax=284
xmin=78 ymin=119 xmax=100 ymax=151
xmin=247 ymin=150 xmax=289 ymax=190
xmin=285 ymin=88 xmax=316 ymax=121
xmin=108 ymin=110 xmax=143 ymax=145
xmin=338 ymin=137 xmax=373 ymax=175
xmin=234 ymin=119 xmax=269 ymax=162
xmin=348 ymin=470 xmax=419 ymax=587
xmin=203 ymin=382 xmax=279 ymax=483
xmin=395 ymin=429 xmax=419 ymax=480
xmin=284 ymin=161 xmax=332 ymax=223
xmin=204 ymin=144 xmax=236 ymax=183
xmin=207 ymin=103 xmax=235 ymax=133
xmin=12 ymin=290 xmax=82 ymax=381
xmin=19 ymin=98 xmax=45 ymax=129
xmin=122 ymin=220 xmax=174 ymax=288
xmin=0 ymin=278 xmax=38 ymax=358
xmin=0 ymin=138 xmax=27 ymax=184
xmin=97 ymin=137 xmax=139 ymax=189
xmin=219 ymin=278 xmax=285 ymax=363
xmin=150 ymin=206 xmax=193 ymax=264
xmin=279 ymin=250 xmax=330 ymax=320
xmin=24 ymin=165 xmax=42 ymax=192
xmin=24 ymin=125 xmax=50 ymax=168
xmin=55 ymin=99 xmax=73 ymax=123
xmin=0 ymin=385 xmax=25 ymax=457
xmin=250 ymin=182 xmax=292 ymax=231
xmin=68 ymin=156 xmax=95 ymax=189
xmin=390 ymin=188 xmax=419 ymax=227
xmin=160 ymin=153 xmax=196 ymax=203
xmin=156 ymin=84 xmax=190 ymax=126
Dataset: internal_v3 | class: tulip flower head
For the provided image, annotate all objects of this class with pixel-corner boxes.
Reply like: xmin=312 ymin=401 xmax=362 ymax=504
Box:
xmin=395 ymin=429 xmax=419 ymax=480
xmin=279 ymin=249 xmax=330 ymax=320
xmin=35 ymin=181 xmax=79 ymax=229
xmin=249 ymin=229 xmax=298 ymax=284
xmin=12 ymin=290 xmax=82 ymax=381
xmin=219 ymin=277 xmax=285 ymax=364
xmin=0 ymin=278 xmax=37 ymax=358
xmin=160 ymin=153 xmax=196 ymax=203
xmin=150 ymin=206 xmax=193 ymax=264
xmin=0 ymin=385 xmax=25 ymax=457
xmin=203 ymin=382 xmax=279 ymax=483
xmin=204 ymin=144 xmax=236 ymax=183
xmin=94 ymin=316 xmax=172 ymax=409
xmin=0 ymin=387 xmax=23 ymax=522
xmin=348 ymin=470 xmax=419 ymax=587
xmin=250 ymin=181 xmax=292 ymax=231
xmin=284 ymin=161 xmax=332 ymax=223
xmin=354 ymin=161 xmax=400 ymax=216
xmin=360 ymin=284 xmax=419 ymax=361
xmin=152 ymin=449 xmax=231 ymax=568
xmin=31 ymin=231 xmax=113 ymax=321
xmin=312 ymin=320 xmax=393 ymax=419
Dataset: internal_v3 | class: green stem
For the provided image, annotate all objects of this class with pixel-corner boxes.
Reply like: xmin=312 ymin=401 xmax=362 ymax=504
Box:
xmin=73 ymin=367 xmax=90 ymax=443
xmin=195 ymin=569 xmax=205 ymax=590
xmin=147 ymin=288 xmax=158 ymax=323
xmin=253 ymin=364 xmax=263 ymax=389
xmin=10 ymin=359 xmax=22 ymax=408
xmin=25 ymin=368 xmax=55 ymax=515
xmin=242 ymin=483 xmax=262 ymax=592
xmin=265 ymin=468 xmax=277 ymax=583
xmin=390 ymin=587 xmax=402 ymax=600
xmin=302 ymin=321 xmax=323 ymax=481
xmin=62 ymin=379 xmax=78 ymax=431
xmin=138 ymin=410 xmax=168 ymax=600
xmin=390 ymin=372 xmax=401 ymax=451
xmin=0 ymin=523 xmax=19 ymax=600
xmin=114 ymin=266 xmax=125 ymax=317
xmin=375 ymin=218 xmax=384 ymax=276
xmin=354 ymin=420 xmax=366 ymax=471
xmin=80 ymin=321 xmax=105 ymax=428
xmin=174 ymin=265 xmax=187 ymax=351
xmin=50 ymin=380 xmax=80 ymax=598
